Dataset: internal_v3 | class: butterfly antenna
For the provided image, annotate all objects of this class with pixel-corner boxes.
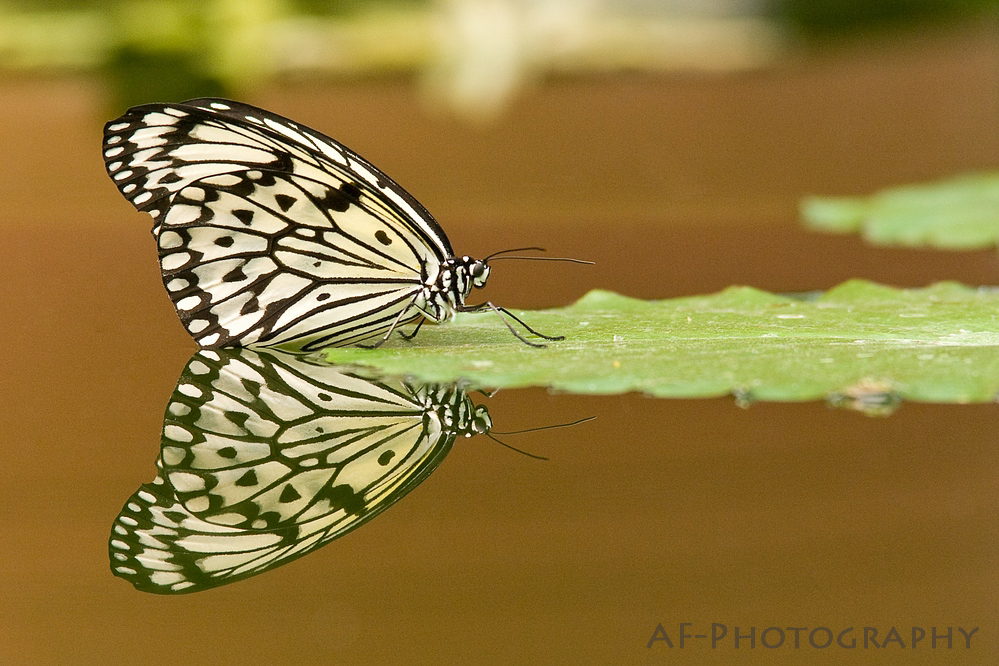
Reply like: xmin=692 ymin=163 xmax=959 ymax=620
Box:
xmin=485 ymin=432 xmax=550 ymax=461
xmin=490 ymin=415 xmax=596 ymax=436
xmin=482 ymin=247 xmax=594 ymax=265
xmin=483 ymin=246 xmax=545 ymax=261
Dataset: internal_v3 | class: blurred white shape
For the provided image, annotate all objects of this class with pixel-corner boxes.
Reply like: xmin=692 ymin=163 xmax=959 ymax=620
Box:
xmin=423 ymin=0 xmax=780 ymax=120
xmin=425 ymin=0 xmax=596 ymax=121
xmin=270 ymin=7 xmax=437 ymax=74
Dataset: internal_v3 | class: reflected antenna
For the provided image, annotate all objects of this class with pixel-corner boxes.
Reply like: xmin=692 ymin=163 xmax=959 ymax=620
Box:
xmin=487 ymin=416 xmax=597 ymax=461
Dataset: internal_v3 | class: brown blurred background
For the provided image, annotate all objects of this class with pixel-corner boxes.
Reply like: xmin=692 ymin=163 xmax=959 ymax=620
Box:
xmin=2 ymin=1 xmax=999 ymax=663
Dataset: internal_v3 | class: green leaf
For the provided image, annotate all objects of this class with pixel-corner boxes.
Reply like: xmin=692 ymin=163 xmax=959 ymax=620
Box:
xmin=801 ymin=172 xmax=999 ymax=249
xmin=320 ymin=280 xmax=999 ymax=409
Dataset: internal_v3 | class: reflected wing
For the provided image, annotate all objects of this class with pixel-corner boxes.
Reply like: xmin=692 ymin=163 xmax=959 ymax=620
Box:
xmin=103 ymin=98 xmax=451 ymax=350
xmin=109 ymin=349 xmax=454 ymax=594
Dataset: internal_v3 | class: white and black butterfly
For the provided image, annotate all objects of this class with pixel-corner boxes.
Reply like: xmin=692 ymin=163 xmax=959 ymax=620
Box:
xmin=109 ymin=349 xmax=493 ymax=594
xmin=102 ymin=98 xmax=579 ymax=351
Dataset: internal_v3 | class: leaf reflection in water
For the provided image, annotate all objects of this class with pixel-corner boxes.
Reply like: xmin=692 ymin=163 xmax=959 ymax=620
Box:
xmin=109 ymin=348 xmax=493 ymax=594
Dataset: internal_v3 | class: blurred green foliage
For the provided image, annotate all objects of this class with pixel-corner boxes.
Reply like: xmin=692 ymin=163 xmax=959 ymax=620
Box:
xmin=102 ymin=0 xmax=245 ymax=108
xmin=293 ymin=0 xmax=428 ymax=17
xmin=778 ymin=0 xmax=999 ymax=35
xmin=802 ymin=173 xmax=999 ymax=250
xmin=107 ymin=47 xmax=225 ymax=108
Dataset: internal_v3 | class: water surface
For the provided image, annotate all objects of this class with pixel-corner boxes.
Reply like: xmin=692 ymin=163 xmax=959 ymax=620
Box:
xmin=4 ymin=45 xmax=998 ymax=661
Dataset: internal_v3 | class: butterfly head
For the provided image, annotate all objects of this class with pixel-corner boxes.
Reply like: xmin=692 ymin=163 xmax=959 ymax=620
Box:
xmin=452 ymin=402 xmax=492 ymax=438
xmin=432 ymin=256 xmax=491 ymax=314
xmin=449 ymin=255 xmax=490 ymax=295
xmin=427 ymin=384 xmax=492 ymax=438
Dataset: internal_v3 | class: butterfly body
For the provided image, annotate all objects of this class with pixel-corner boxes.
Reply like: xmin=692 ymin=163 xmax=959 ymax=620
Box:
xmin=103 ymin=98 xmax=547 ymax=351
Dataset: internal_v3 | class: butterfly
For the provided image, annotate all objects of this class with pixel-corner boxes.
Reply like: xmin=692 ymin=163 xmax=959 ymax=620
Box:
xmin=102 ymin=98 xmax=584 ymax=351
xmin=109 ymin=348 xmax=494 ymax=594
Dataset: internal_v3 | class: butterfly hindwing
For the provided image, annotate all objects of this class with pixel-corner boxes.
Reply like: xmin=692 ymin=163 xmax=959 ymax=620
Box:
xmin=104 ymin=98 xmax=453 ymax=349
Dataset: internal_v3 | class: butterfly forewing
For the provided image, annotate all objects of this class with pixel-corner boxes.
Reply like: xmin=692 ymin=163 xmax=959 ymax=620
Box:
xmin=110 ymin=349 xmax=457 ymax=594
xmin=104 ymin=98 xmax=453 ymax=350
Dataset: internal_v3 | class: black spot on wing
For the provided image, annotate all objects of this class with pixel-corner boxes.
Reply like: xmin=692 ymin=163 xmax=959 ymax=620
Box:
xmin=321 ymin=484 xmax=365 ymax=515
xmin=232 ymin=209 xmax=254 ymax=225
xmin=236 ymin=470 xmax=258 ymax=487
xmin=318 ymin=182 xmax=362 ymax=213
xmin=240 ymin=378 xmax=262 ymax=397
xmin=275 ymin=194 xmax=296 ymax=212
xmin=279 ymin=484 xmax=301 ymax=503
xmin=375 ymin=230 xmax=392 ymax=245
xmin=225 ymin=410 xmax=249 ymax=428
xmin=223 ymin=264 xmax=248 ymax=282
xmin=239 ymin=295 xmax=260 ymax=316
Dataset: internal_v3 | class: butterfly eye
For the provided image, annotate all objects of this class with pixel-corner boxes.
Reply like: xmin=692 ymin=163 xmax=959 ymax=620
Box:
xmin=470 ymin=261 xmax=489 ymax=286
xmin=472 ymin=405 xmax=492 ymax=433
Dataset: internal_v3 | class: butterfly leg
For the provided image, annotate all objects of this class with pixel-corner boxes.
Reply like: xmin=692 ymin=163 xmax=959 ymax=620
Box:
xmin=358 ymin=296 xmax=419 ymax=349
xmin=399 ymin=317 xmax=425 ymax=340
xmin=460 ymin=302 xmax=564 ymax=347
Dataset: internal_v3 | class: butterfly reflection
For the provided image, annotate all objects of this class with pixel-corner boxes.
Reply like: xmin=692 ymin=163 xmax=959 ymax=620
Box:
xmin=109 ymin=348 xmax=492 ymax=594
